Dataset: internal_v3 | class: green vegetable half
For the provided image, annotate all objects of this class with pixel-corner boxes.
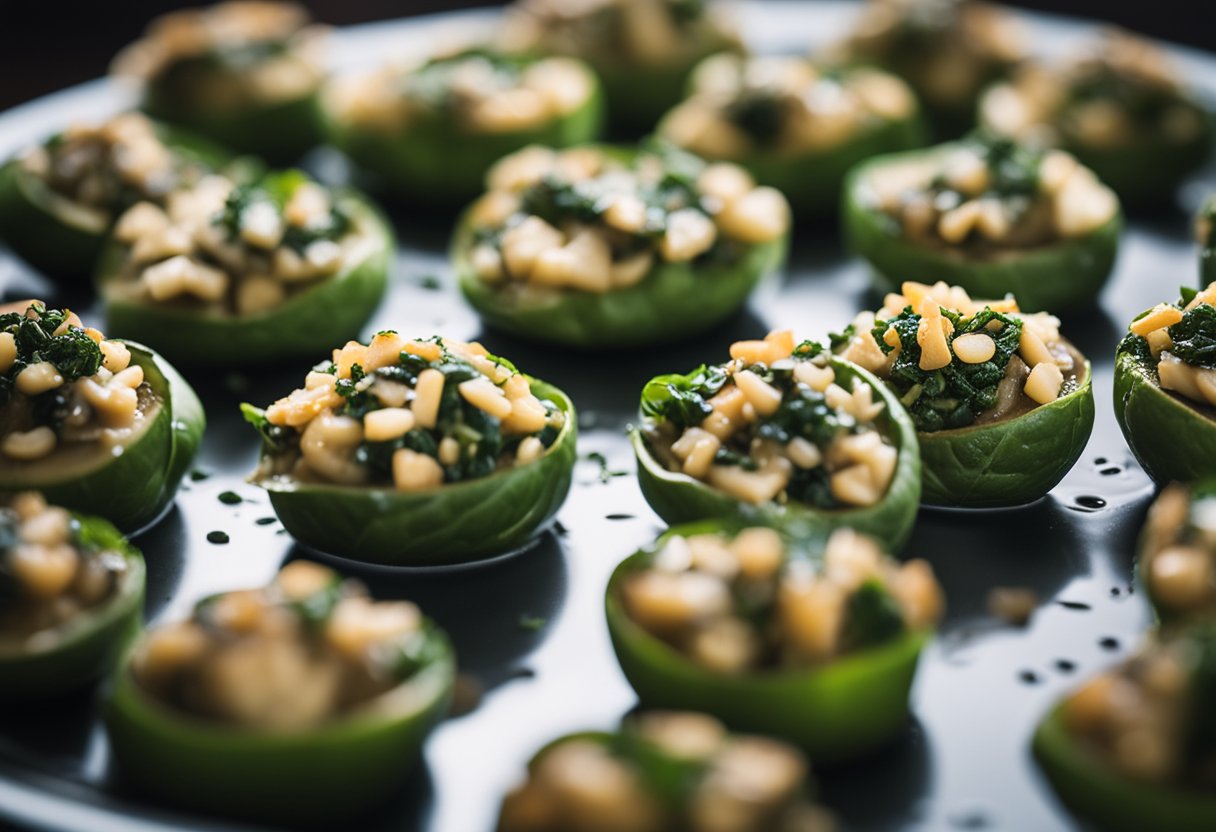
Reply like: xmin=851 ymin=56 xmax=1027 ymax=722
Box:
xmin=632 ymin=358 xmax=921 ymax=551
xmin=104 ymin=620 xmax=453 ymax=824
xmin=324 ymin=74 xmax=604 ymax=206
xmin=0 ymin=342 xmax=204 ymax=534
xmin=1063 ymin=120 xmax=1214 ymax=208
xmin=1114 ymin=340 xmax=1216 ymax=486
xmin=96 ymin=192 xmax=392 ymax=367
xmin=252 ymin=379 xmax=576 ymax=567
xmin=843 ymin=149 xmax=1123 ymax=313
xmin=0 ymin=126 xmax=230 ymax=279
xmin=605 ymin=525 xmax=928 ymax=763
xmin=145 ymin=90 xmax=322 ymax=164
xmin=919 ymin=360 xmax=1095 ymax=507
xmin=597 ymin=50 xmax=733 ymax=137
xmin=0 ymin=515 xmax=144 ymax=702
xmin=1034 ymin=702 xmax=1216 ymax=832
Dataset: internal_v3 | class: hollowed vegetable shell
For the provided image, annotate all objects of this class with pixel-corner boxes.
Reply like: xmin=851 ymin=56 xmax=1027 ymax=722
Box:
xmin=605 ymin=533 xmax=928 ymax=763
xmin=105 ymin=622 xmax=454 ymax=825
xmin=255 ymin=379 xmax=576 ymax=567
xmin=144 ymin=90 xmax=323 ymax=164
xmin=1033 ymin=702 xmax=1216 ymax=832
xmin=633 ymin=358 xmax=921 ymax=551
xmin=0 ymin=517 xmax=144 ymax=702
xmin=919 ymin=360 xmax=1095 ymax=507
xmin=0 ymin=342 xmax=204 ymax=534
xmin=96 ymin=193 xmax=392 ymax=367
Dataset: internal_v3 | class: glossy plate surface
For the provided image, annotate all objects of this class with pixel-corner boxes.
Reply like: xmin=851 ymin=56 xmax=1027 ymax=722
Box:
xmin=0 ymin=3 xmax=1214 ymax=831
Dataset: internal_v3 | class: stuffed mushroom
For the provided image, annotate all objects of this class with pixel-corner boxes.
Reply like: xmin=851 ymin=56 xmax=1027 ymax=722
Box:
xmin=0 ymin=112 xmax=229 ymax=278
xmin=324 ymin=49 xmax=603 ymax=205
xmin=244 ymin=333 xmax=576 ymax=566
xmin=979 ymin=30 xmax=1213 ymax=205
xmin=844 ymin=130 xmax=1122 ymax=312
xmin=657 ymin=55 xmax=926 ymax=214
xmin=112 ymin=1 xmax=327 ymax=162
xmin=105 ymin=560 xmax=454 ymax=823
xmin=1034 ymin=623 xmax=1216 ymax=832
xmin=606 ymin=523 xmax=944 ymax=760
xmin=0 ymin=492 xmax=145 ymax=702
xmin=1114 ymin=283 xmax=1216 ymax=485
xmin=96 ymin=169 xmax=392 ymax=366
xmin=498 ymin=711 xmax=838 ymax=831
xmin=1138 ymin=482 xmax=1216 ymax=624
xmin=454 ymin=143 xmax=790 ymax=347
xmin=835 ymin=281 xmax=1094 ymax=507
xmin=0 ymin=303 xmax=203 ymax=533
xmin=499 ymin=0 xmax=742 ymax=135
xmin=633 ymin=330 xmax=920 ymax=549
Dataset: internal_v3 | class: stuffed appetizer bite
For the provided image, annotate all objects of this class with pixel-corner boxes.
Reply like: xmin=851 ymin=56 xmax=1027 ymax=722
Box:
xmin=324 ymin=49 xmax=603 ymax=205
xmin=1 ymin=492 xmax=145 ymax=702
xmin=844 ymin=131 xmax=1122 ymax=312
xmin=97 ymin=169 xmax=391 ymax=366
xmin=825 ymin=0 xmax=1027 ymax=137
xmin=979 ymin=30 xmax=1213 ymax=205
xmin=454 ymin=144 xmax=790 ymax=347
xmin=633 ymin=331 xmax=920 ymax=549
xmin=244 ymin=333 xmax=576 ymax=566
xmin=0 ymin=303 xmax=203 ymax=533
xmin=657 ymin=55 xmax=925 ymax=214
xmin=498 ymin=711 xmax=838 ymax=831
xmin=1034 ymin=623 xmax=1216 ymax=832
xmin=1139 ymin=482 xmax=1216 ymax=624
xmin=499 ymin=0 xmax=742 ymax=135
xmin=112 ymin=1 xmax=327 ymax=162
xmin=0 ymin=113 xmax=229 ymax=279
xmin=1115 ymin=284 xmax=1216 ymax=485
xmin=105 ymin=560 xmax=454 ymax=823
xmin=606 ymin=524 xmax=943 ymax=761
xmin=835 ymin=281 xmax=1094 ymax=507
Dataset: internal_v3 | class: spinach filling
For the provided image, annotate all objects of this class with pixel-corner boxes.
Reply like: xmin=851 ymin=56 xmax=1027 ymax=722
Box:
xmin=0 ymin=304 xmax=103 ymax=424
xmin=218 ymin=170 xmax=351 ymax=255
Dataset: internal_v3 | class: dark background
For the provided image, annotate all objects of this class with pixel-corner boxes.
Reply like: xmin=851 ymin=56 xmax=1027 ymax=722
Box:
xmin=0 ymin=0 xmax=1207 ymax=112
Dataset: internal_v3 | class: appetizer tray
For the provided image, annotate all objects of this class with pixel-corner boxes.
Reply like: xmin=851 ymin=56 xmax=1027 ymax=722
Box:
xmin=1 ymin=3 xmax=1214 ymax=830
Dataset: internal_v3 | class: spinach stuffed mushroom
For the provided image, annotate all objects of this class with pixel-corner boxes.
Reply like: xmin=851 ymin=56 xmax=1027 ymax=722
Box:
xmin=1115 ymin=283 xmax=1216 ymax=485
xmin=244 ymin=333 xmax=576 ymax=566
xmin=835 ymin=281 xmax=1094 ymax=507
xmin=1034 ymin=623 xmax=1216 ymax=832
xmin=979 ymin=30 xmax=1213 ymax=205
xmin=825 ymin=0 xmax=1027 ymax=137
xmin=96 ymin=169 xmax=391 ymax=366
xmin=105 ymin=560 xmax=454 ymax=823
xmin=844 ymin=131 xmax=1122 ymax=312
xmin=499 ymin=0 xmax=742 ymax=135
xmin=1 ymin=492 xmax=145 ymax=702
xmin=1139 ymin=482 xmax=1216 ymax=624
xmin=454 ymin=144 xmax=790 ymax=347
xmin=657 ymin=55 xmax=926 ymax=214
xmin=324 ymin=49 xmax=603 ymax=205
xmin=634 ymin=330 xmax=920 ymax=549
xmin=0 ymin=112 xmax=228 ymax=278
xmin=0 ymin=303 xmax=203 ymax=533
xmin=112 ymin=1 xmax=327 ymax=162
xmin=606 ymin=524 xmax=944 ymax=760
xmin=498 ymin=711 xmax=838 ymax=831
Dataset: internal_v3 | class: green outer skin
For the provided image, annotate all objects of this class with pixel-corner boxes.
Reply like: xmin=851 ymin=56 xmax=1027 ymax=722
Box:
xmin=1113 ymin=343 xmax=1216 ymax=486
xmin=918 ymin=361 xmax=1095 ymax=508
xmin=255 ymin=379 xmax=576 ymax=567
xmin=96 ymin=193 xmax=392 ymax=367
xmin=605 ymin=534 xmax=929 ymax=763
xmin=663 ymin=111 xmax=927 ymax=217
xmin=1033 ymin=703 xmax=1216 ymax=832
xmin=104 ymin=623 xmax=454 ymax=825
xmin=144 ymin=90 xmax=323 ymax=164
xmin=632 ymin=358 xmax=922 ymax=552
xmin=454 ymin=220 xmax=789 ymax=349
xmin=1202 ymin=245 xmax=1215 ymax=287
xmin=0 ymin=342 xmax=204 ymax=534
xmin=0 ymin=128 xmax=232 ymax=280
xmin=842 ymin=150 xmax=1124 ymax=313
xmin=323 ymin=75 xmax=604 ymax=206
xmin=0 ymin=520 xmax=144 ymax=702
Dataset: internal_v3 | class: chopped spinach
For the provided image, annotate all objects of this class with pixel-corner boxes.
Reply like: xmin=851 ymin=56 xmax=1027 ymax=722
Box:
xmin=1168 ymin=303 xmax=1216 ymax=368
xmin=217 ymin=169 xmax=350 ymax=254
xmin=640 ymin=364 xmax=731 ymax=429
xmin=840 ymin=580 xmax=906 ymax=651
xmin=240 ymin=403 xmax=295 ymax=453
xmin=0 ymin=303 xmax=103 ymax=409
